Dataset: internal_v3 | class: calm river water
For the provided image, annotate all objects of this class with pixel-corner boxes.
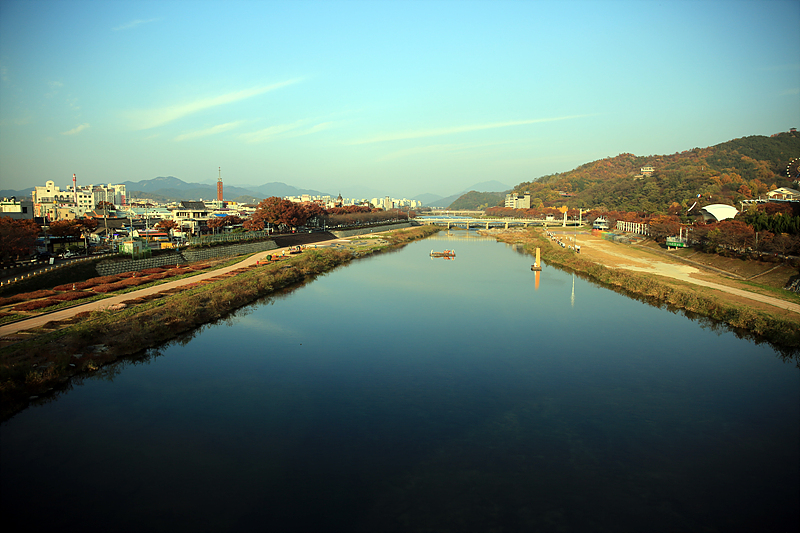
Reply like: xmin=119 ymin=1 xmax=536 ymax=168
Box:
xmin=1 ymin=231 xmax=798 ymax=532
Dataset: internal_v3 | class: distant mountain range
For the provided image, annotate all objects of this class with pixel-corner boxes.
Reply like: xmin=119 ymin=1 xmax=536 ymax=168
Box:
xmin=415 ymin=180 xmax=512 ymax=208
xmin=120 ymin=177 xmax=329 ymax=204
xmin=1 ymin=178 xmax=512 ymax=207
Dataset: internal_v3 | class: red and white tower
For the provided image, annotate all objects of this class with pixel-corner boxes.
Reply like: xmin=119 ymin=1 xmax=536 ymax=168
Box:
xmin=217 ymin=167 xmax=223 ymax=202
xmin=73 ymin=173 xmax=78 ymax=205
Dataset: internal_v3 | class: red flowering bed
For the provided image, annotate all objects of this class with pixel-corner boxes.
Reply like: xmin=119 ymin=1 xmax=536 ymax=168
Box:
xmin=165 ymin=268 xmax=188 ymax=276
xmin=12 ymin=299 xmax=58 ymax=311
xmin=92 ymin=283 xmax=122 ymax=293
xmin=147 ymin=272 xmax=170 ymax=280
xmin=116 ymin=271 xmax=137 ymax=278
xmin=140 ymin=268 xmax=166 ymax=275
xmin=55 ymin=275 xmax=121 ymax=291
xmin=0 ymin=290 xmax=58 ymax=306
xmin=48 ymin=291 xmax=94 ymax=302
xmin=119 ymin=277 xmax=150 ymax=287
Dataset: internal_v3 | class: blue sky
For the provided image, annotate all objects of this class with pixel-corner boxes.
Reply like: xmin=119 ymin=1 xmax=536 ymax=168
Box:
xmin=1 ymin=0 xmax=798 ymax=198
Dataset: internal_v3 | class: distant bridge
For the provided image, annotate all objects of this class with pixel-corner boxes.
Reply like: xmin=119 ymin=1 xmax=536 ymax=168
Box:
xmin=415 ymin=216 xmax=583 ymax=229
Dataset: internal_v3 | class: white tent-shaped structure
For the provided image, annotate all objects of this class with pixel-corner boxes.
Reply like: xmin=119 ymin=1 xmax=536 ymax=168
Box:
xmin=699 ymin=204 xmax=738 ymax=222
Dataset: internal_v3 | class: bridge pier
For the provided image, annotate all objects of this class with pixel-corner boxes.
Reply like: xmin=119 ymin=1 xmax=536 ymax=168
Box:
xmin=505 ymin=221 xmax=509 ymax=229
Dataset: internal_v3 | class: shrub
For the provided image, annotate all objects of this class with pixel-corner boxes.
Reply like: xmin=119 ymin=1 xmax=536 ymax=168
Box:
xmin=146 ymin=272 xmax=170 ymax=280
xmin=119 ymin=277 xmax=150 ymax=287
xmin=48 ymin=291 xmax=94 ymax=302
xmin=12 ymin=299 xmax=58 ymax=311
xmin=92 ymin=284 xmax=120 ymax=293
xmin=0 ymin=290 xmax=58 ymax=306
xmin=140 ymin=268 xmax=166 ymax=274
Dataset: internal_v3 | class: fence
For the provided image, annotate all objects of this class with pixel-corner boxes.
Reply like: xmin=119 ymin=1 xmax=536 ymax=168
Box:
xmin=188 ymin=230 xmax=269 ymax=246
xmin=96 ymin=239 xmax=278 ymax=276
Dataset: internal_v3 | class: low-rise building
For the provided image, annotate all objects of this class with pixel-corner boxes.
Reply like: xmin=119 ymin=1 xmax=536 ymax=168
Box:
xmin=0 ymin=197 xmax=34 ymax=219
xmin=767 ymin=187 xmax=799 ymax=201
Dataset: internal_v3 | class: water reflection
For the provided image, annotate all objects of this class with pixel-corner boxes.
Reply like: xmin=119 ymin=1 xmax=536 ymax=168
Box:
xmin=1 ymin=231 xmax=797 ymax=532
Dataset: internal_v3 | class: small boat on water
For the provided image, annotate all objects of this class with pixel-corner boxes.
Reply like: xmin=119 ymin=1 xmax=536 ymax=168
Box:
xmin=430 ymin=249 xmax=456 ymax=258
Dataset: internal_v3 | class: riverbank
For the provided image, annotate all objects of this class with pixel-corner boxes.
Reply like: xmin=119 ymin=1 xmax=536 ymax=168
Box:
xmin=487 ymin=227 xmax=800 ymax=355
xmin=0 ymin=225 xmax=439 ymax=421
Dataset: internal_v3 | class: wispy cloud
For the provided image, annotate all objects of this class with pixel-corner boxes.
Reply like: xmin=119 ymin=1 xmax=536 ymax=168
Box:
xmin=350 ymin=115 xmax=591 ymax=145
xmin=175 ymin=121 xmax=245 ymax=141
xmin=129 ymin=79 xmax=302 ymax=130
xmin=113 ymin=18 xmax=159 ymax=31
xmin=378 ymin=140 xmax=512 ymax=161
xmin=45 ymin=80 xmax=63 ymax=98
xmin=239 ymin=119 xmax=333 ymax=144
xmin=61 ymin=123 xmax=90 ymax=135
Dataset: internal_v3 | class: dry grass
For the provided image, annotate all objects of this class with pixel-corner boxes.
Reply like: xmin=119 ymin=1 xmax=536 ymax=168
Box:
xmin=0 ymin=227 xmax=441 ymax=421
xmin=494 ymin=229 xmax=800 ymax=351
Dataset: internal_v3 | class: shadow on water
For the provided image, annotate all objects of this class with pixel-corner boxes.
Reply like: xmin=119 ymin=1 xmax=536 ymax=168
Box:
xmin=531 ymin=252 xmax=800 ymax=366
xmin=14 ymin=248 xmax=405 ymax=420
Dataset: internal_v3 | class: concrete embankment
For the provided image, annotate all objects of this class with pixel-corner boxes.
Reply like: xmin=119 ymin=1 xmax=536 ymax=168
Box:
xmin=330 ymin=222 xmax=416 ymax=238
xmin=96 ymin=240 xmax=279 ymax=277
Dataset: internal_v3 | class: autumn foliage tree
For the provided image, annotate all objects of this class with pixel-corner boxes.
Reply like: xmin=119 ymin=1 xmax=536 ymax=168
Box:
xmin=48 ymin=218 xmax=98 ymax=238
xmin=156 ymin=219 xmax=179 ymax=231
xmin=648 ymin=215 xmax=682 ymax=243
xmin=0 ymin=217 xmax=40 ymax=263
xmin=244 ymin=197 xmax=310 ymax=231
xmin=207 ymin=215 xmax=243 ymax=232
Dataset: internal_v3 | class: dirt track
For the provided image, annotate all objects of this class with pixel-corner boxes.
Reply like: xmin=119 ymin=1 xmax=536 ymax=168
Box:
xmin=567 ymin=231 xmax=800 ymax=314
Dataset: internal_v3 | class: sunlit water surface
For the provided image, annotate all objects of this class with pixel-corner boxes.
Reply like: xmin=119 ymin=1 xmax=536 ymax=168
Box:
xmin=1 ymin=231 xmax=798 ymax=532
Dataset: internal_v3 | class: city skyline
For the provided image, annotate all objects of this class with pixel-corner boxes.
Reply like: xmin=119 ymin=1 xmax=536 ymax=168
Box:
xmin=1 ymin=0 xmax=798 ymax=198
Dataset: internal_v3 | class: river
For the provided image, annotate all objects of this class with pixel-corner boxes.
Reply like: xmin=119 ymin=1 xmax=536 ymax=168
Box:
xmin=1 ymin=230 xmax=797 ymax=532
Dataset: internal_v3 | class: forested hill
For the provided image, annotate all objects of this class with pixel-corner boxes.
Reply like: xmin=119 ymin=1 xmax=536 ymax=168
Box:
xmin=511 ymin=131 xmax=800 ymax=214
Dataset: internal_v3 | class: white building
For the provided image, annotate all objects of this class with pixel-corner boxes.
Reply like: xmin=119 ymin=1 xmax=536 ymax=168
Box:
xmin=504 ymin=193 xmax=531 ymax=209
xmin=767 ymin=187 xmax=800 ymax=202
xmin=91 ymin=184 xmax=127 ymax=206
xmin=32 ymin=180 xmax=96 ymax=219
xmin=0 ymin=197 xmax=34 ymax=219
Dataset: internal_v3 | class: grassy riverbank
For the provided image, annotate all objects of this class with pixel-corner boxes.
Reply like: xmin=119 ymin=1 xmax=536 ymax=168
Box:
xmin=0 ymin=225 xmax=439 ymax=421
xmin=494 ymin=228 xmax=800 ymax=357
